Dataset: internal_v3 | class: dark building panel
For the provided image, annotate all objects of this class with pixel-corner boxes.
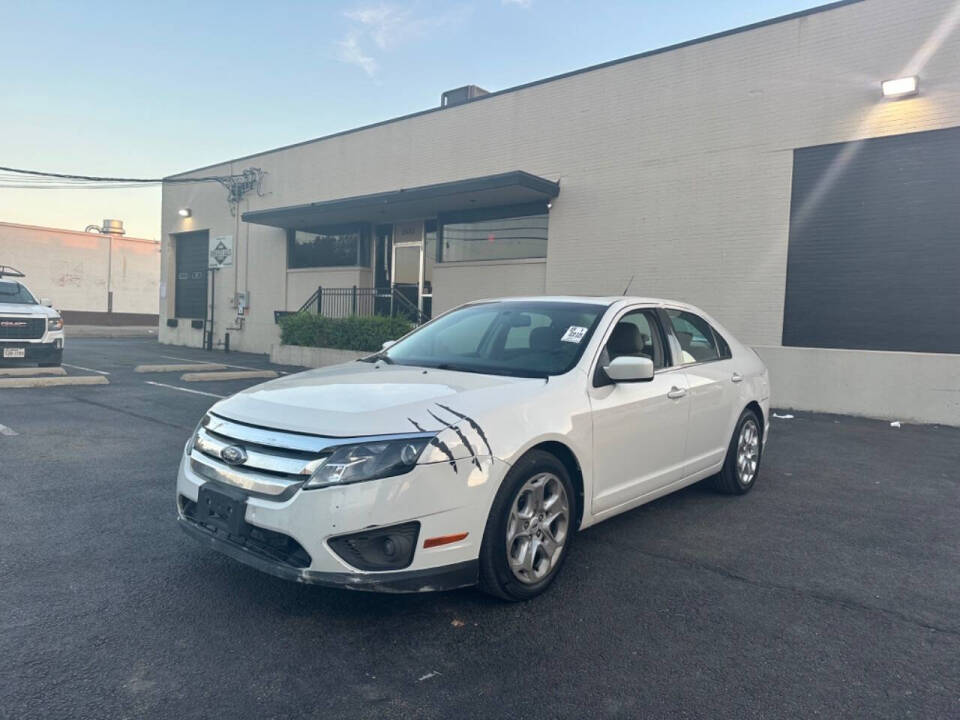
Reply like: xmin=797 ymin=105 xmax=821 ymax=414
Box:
xmin=782 ymin=126 xmax=960 ymax=354
xmin=174 ymin=231 xmax=209 ymax=320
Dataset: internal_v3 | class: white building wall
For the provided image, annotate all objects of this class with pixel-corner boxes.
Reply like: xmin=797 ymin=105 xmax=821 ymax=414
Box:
xmin=0 ymin=222 xmax=160 ymax=315
xmin=160 ymin=0 xmax=960 ymax=424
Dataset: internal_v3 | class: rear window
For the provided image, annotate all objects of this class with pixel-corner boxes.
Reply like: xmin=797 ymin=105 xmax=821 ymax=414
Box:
xmin=0 ymin=281 xmax=37 ymax=304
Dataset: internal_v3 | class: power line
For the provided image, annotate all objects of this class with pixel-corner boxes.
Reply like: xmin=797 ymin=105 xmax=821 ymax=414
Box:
xmin=0 ymin=165 xmax=233 ymax=184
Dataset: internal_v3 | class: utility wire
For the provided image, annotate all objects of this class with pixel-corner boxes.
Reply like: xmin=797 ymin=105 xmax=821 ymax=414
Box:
xmin=0 ymin=165 xmax=234 ymax=185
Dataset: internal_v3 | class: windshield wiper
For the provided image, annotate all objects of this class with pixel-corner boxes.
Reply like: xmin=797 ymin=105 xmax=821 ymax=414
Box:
xmin=359 ymin=351 xmax=394 ymax=364
xmin=433 ymin=363 xmax=548 ymax=379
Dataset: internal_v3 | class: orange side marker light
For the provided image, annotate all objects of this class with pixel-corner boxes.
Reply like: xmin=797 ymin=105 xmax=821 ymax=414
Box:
xmin=423 ymin=532 xmax=469 ymax=549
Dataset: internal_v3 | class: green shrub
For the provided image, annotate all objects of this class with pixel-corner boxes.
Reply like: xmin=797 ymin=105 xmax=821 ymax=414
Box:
xmin=279 ymin=313 xmax=414 ymax=352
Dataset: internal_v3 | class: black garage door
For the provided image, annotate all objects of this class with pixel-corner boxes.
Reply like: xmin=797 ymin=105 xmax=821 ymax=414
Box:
xmin=782 ymin=125 xmax=960 ymax=354
xmin=174 ymin=231 xmax=208 ymax=319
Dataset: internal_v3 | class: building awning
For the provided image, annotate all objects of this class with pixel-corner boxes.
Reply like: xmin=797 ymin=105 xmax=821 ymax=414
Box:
xmin=241 ymin=171 xmax=559 ymax=230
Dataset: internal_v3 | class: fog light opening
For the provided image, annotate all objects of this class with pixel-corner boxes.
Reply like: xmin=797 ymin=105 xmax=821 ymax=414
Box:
xmin=328 ymin=521 xmax=420 ymax=571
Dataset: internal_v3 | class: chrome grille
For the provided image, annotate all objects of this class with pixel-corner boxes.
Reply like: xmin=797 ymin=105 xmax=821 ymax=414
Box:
xmin=0 ymin=317 xmax=44 ymax=340
xmin=191 ymin=416 xmax=329 ymax=497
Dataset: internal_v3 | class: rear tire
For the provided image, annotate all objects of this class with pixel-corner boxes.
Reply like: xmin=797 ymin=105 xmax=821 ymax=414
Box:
xmin=712 ymin=408 xmax=763 ymax=495
xmin=479 ymin=450 xmax=577 ymax=601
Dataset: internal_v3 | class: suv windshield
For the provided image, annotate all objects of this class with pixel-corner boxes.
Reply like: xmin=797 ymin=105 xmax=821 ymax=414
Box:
xmin=0 ymin=281 xmax=37 ymax=305
xmin=378 ymin=301 xmax=607 ymax=378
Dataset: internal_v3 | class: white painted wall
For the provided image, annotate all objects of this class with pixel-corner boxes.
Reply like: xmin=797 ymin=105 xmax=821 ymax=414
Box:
xmin=0 ymin=222 xmax=160 ymax=314
xmin=160 ymin=0 xmax=960 ymax=424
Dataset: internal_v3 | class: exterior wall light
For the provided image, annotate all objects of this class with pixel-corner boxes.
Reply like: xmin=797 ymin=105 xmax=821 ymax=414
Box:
xmin=178 ymin=208 xmax=192 ymax=218
xmin=881 ymin=76 xmax=919 ymax=99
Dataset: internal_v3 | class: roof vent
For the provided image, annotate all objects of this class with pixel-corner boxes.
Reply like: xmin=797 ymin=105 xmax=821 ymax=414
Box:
xmin=101 ymin=219 xmax=125 ymax=236
xmin=85 ymin=219 xmax=126 ymax=236
xmin=441 ymin=85 xmax=489 ymax=108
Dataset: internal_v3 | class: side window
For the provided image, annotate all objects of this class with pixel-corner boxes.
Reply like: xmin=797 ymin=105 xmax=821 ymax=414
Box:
xmin=666 ymin=310 xmax=722 ymax=364
xmin=600 ymin=310 xmax=667 ymax=369
xmin=713 ymin=329 xmax=732 ymax=360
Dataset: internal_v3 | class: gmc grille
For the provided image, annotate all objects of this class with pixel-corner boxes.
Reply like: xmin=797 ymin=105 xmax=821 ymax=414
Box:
xmin=0 ymin=317 xmax=44 ymax=340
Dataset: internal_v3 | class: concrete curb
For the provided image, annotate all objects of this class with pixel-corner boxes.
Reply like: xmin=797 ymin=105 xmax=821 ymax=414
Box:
xmin=135 ymin=363 xmax=228 ymax=373
xmin=270 ymin=344 xmax=367 ymax=368
xmin=0 ymin=367 xmax=67 ymax=377
xmin=180 ymin=370 xmax=278 ymax=382
xmin=0 ymin=376 xmax=110 ymax=389
xmin=68 ymin=326 xmax=158 ymax=338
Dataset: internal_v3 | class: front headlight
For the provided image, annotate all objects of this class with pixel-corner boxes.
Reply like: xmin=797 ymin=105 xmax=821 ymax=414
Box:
xmin=303 ymin=438 xmax=429 ymax=489
xmin=48 ymin=316 xmax=63 ymax=331
xmin=185 ymin=414 xmax=210 ymax=456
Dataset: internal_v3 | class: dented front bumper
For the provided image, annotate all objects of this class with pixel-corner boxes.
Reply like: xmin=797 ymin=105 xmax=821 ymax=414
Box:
xmin=176 ymin=451 xmax=508 ymax=592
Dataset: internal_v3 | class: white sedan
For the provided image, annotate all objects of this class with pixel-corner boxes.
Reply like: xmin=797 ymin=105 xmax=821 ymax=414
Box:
xmin=178 ymin=297 xmax=770 ymax=600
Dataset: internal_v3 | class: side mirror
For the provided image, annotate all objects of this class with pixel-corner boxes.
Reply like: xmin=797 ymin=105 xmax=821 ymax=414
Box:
xmin=381 ymin=340 xmax=396 ymax=351
xmin=41 ymin=298 xmax=53 ymax=307
xmin=604 ymin=356 xmax=654 ymax=383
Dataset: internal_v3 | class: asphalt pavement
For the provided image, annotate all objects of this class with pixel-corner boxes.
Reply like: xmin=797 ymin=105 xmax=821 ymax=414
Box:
xmin=1 ymin=338 xmax=958 ymax=718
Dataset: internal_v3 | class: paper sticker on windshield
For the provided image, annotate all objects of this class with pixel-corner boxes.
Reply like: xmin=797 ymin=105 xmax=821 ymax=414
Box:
xmin=561 ymin=326 xmax=588 ymax=344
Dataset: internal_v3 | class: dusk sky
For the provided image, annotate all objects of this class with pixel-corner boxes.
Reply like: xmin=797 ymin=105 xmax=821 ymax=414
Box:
xmin=1 ymin=0 xmax=822 ymax=239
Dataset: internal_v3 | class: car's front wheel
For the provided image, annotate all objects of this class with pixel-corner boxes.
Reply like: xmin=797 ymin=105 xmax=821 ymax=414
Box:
xmin=479 ymin=450 xmax=576 ymax=601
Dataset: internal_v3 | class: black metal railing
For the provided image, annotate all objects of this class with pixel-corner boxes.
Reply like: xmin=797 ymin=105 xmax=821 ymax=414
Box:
xmin=291 ymin=286 xmax=429 ymax=325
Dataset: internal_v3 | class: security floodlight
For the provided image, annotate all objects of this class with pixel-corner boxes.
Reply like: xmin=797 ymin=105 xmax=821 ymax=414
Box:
xmin=881 ymin=76 xmax=918 ymax=99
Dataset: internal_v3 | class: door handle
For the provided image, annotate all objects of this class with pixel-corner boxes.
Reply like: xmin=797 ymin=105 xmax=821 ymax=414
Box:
xmin=731 ymin=372 xmax=744 ymax=383
xmin=667 ymin=386 xmax=687 ymax=400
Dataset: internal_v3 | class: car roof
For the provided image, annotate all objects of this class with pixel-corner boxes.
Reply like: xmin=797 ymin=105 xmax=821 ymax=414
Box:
xmin=466 ymin=295 xmax=695 ymax=309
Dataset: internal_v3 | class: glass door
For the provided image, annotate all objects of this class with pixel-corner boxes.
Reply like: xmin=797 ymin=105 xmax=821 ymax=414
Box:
xmin=391 ymin=220 xmax=424 ymax=321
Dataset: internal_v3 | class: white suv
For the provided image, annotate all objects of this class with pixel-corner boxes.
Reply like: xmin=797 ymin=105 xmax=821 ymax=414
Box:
xmin=0 ymin=267 xmax=64 ymax=367
xmin=178 ymin=297 xmax=769 ymax=600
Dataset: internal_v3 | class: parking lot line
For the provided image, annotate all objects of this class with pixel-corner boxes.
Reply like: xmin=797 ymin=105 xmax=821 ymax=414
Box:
xmin=144 ymin=381 xmax=226 ymax=399
xmin=0 ymin=367 xmax=67 ymax=377
xmin=135 ymin=363 xmax=229 ymax=373
xmin=180 ymin=370 xmax=278 ymax=382
xmin=0 ymin=376 xmax=110 ymax=389
xmin=62 ymin=363 xmax=111 ymax=375
xmin=0 ymin=423 xmax=18 ymax=436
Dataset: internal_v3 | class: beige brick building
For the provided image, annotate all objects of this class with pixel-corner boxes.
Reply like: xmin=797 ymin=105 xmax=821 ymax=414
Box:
xmin=160 ymin=0 xmax=960 ymax=425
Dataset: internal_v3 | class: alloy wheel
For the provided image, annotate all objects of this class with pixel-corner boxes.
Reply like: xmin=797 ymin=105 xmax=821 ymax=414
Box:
xmin=506 ymin=472 xmax=570 ymax=584
xmin=736 ymin=418 xmax=760 ymax=485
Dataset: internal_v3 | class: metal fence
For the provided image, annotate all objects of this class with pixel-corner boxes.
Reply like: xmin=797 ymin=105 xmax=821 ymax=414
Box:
xmin=292 ymin=286 xmax=428 ymax=324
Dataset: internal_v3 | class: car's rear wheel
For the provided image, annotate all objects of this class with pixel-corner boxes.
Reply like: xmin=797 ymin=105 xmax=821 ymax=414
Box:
xmin=479 ymin=450 xmax=576 ymax=601
xmin=712 ymin=408 xmax=763 ymax=495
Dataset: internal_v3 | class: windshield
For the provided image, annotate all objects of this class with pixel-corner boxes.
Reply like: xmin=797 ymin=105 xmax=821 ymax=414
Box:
xmin=379 ymin=301 xmax=607 ymax=378
xmin=0 ymin=281 xmax=37 ymax=305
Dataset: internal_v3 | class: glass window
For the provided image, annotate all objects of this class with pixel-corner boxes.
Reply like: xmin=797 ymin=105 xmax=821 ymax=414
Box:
xmin=714 ymin=330 xmax=732 ymax=359
xmin=288 ymin=225 xmax=370 ymax=268
xmin=423 ymin=220 xmax=436 ymax=296
xmin=599 ymin=310 xmax=667 ymax=369
xmin=667 ymin=309 xmax=722 ymax=364
xmin=374 ymin=300 xmax=606 ymax=378
xmin=440 ymin=210 xmax=547 ymax=262
xmin=0 ymin=281 xmax=38 ymax=305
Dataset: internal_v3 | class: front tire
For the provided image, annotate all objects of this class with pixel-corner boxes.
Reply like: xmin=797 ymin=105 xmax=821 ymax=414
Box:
xmin=712 ymin=408 xmax=763 ymax=495
xmin=479 ymin=450 xmax=576 ymax=601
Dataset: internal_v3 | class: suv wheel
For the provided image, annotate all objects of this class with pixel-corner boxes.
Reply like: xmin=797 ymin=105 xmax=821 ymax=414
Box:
xmin=479 ymin=450 xmax=576 ymax=601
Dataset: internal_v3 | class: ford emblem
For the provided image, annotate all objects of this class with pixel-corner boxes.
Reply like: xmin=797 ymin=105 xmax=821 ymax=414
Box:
xmin=220 ymin=445 xmax=248 ymax=466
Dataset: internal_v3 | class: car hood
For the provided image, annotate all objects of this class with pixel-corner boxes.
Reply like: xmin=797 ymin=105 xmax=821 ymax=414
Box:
xmin=211 ymin=361 xmax=541 ymax=438
xmin=0 ymin=303 xmax=58 ymax=317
